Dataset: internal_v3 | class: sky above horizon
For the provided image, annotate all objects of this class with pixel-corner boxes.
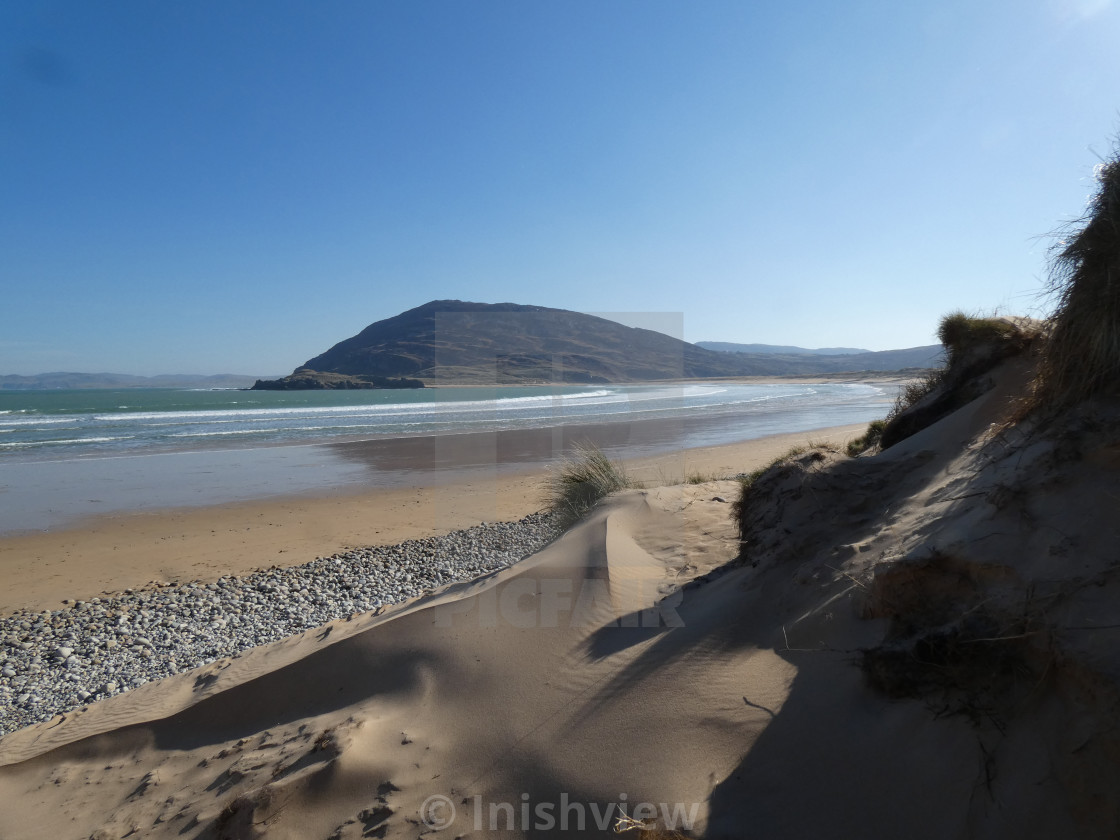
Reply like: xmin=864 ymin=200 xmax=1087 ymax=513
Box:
xmin=3 ymin=1 xmax=1119 ymax=376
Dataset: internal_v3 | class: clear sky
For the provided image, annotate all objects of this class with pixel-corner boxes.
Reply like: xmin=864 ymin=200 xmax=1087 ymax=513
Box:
xmin=2 ymin=1 xmax=1118 ymax=375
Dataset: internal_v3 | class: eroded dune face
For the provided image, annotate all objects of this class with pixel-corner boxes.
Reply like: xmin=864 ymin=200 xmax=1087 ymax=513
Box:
xmin=724 ymin=355 xmax=1120 ymax=840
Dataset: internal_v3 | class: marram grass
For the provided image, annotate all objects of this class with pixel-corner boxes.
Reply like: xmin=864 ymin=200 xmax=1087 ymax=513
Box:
xmin=846 ymin=419 xmax=887 ymax=457
xmin=1032 ymin=148 xmax=1120 ymax=412
xmin=544 ymin=443 xmax=639 ymax=528
xmin=937 ymin=311 xmax=1021 ymax=367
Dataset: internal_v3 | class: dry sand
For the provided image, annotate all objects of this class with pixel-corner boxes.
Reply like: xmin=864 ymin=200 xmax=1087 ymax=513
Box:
xmin=0 ymin=425 xmax=866 ymax=616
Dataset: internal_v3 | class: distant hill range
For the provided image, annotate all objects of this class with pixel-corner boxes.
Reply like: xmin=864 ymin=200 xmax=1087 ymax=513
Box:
xmin=0 ymin=373 xmax=265 ymax=390
xmin=697 ymin=341 xmax=871 ymax=356
xmin=253 ymin=300 xmax=944 ymax=389
xmin=697 ymin=341 xmax=944 ymax=373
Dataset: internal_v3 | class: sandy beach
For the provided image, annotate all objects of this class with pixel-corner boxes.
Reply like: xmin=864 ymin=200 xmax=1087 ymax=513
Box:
xmin=0 ymin=424 xmax=866 ymax=615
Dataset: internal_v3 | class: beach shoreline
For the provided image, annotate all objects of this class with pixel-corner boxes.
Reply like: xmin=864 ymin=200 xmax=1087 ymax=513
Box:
xmin=0 ymin=380 xmax=895 ymax=535
xmin=0 ymin=423 xmax=867 ymax=615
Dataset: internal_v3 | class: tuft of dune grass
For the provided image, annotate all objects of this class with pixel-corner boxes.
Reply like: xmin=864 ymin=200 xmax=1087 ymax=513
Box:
xmin=937 ymin=310 xmax=1023 ymax=367
xmin=1031 ymin=146 xmax=1120 ymax=413
xmin=889 ymin=310 xmax=1017 ymax=422
xmin=544 ymin=443 xmax=639 ymax=528
xmin=730 ymin=444 xmax=809 ymax=533
xmin=876 ymin=309 xmax=1035 ymax=449
xmin=846 ymin=419 xmax=887 ymax=456
xmin=684 ymin=470 xmax=728 ymax=484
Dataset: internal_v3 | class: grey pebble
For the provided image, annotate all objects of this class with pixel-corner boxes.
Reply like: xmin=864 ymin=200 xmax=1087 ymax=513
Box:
xmin=0 ymin=512 xmax=557 ymax=737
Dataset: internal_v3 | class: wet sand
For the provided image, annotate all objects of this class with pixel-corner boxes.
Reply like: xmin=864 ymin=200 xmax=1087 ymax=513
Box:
xmin=0 ymin=423 xmax=868 ymax=614
xmin=0 ymin=400 xmax=890 ymax=534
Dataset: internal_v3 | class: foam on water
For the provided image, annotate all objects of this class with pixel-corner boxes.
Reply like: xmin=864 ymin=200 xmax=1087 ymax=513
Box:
xmin=0 ymin=382 xmax=895 ymax=532
xmin=0 ymin=383 xmax=888 ymax=462
xmin=0 ymin=416 xmax=84 ymax=426
xmin=0 ymin=436 xmax=131 ymax=448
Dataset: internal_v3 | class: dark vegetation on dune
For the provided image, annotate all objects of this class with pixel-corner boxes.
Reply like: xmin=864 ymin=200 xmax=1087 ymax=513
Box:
xmin=1031 ymin=153 xmax=1120 ymax=413
xmin=874 ymin=311 xmax=1039 ymax=451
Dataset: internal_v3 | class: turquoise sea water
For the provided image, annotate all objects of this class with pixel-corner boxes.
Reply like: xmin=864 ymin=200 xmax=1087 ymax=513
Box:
xmin=0 ymin=383 xmax=887 ymax=461
xmin=0 ymin=383 xmax=893 ymax=533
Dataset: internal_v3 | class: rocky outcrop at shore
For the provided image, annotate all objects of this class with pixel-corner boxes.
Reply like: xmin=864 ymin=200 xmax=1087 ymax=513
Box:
xmin=250 ymin=371 xmax=425 ymax=390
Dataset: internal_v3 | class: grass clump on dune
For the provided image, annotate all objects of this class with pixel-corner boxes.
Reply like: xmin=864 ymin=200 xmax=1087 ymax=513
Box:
xmin=730 ymin=445 xmax=810 ymax=532
xmin=544 ymin=443 xmax=639 ymax=528
xmin=888 ymin=311 xmax=1022 ymax=421
xmin=1032 ymin=147 xmax=1120 ymax=413
xmin=885 ymin=368 xmax=946 ymax=421
xmin=846 ymin=419 xmax=887 ymax=456
xmin=685 ymin=470 xmax=728 ymax=484
xmin=846 ymin=310 xmax=1014 ymax=455
xmin=877 ymin=310 xmax=1036 ymax=449
xmin=732 ymin=443 xmax=840 ymax=552
xmin=937 ymin=310 xmax=1024 ymax=366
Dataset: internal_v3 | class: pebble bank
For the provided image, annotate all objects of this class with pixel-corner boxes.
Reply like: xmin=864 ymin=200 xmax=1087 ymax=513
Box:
xmin=0 ymin=513 xmax=557 ymax=738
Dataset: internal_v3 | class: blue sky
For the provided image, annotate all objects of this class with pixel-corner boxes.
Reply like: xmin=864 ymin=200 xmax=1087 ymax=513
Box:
xmin=2 ymin=1 xmax=1118 ymax=375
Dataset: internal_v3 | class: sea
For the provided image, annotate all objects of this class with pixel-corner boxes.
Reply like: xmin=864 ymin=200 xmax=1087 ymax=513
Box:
xmin=0 ymin=383 xmax=893 ymax=533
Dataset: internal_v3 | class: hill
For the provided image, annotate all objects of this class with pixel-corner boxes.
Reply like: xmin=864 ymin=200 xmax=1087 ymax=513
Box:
xmin=0 ymin=373 xmax=265 ymax=390
xmin=702 ymin=344 xmax=944 ymax=373
xmin=255 ymin=300 xmax=941 ymax=387
xmin=697 ymin=340 xmax=870 ymax=355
